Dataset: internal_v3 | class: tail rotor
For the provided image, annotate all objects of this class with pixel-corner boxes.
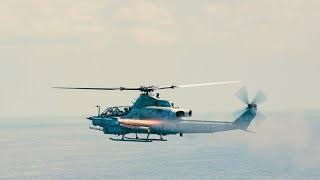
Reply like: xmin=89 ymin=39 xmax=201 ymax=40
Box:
xmin=234 ymin=87 xmax=267 ymax=124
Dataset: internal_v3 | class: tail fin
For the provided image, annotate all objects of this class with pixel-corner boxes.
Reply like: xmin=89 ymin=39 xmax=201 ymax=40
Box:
xmin=233 ymin=107 xmax=256 ymax=130
xmin=233 ymin=87 xmax=266 ymax=130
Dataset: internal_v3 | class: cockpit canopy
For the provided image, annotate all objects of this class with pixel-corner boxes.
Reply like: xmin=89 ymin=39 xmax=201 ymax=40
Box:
xmin=101 ymin=106 xmax=131 ymax=118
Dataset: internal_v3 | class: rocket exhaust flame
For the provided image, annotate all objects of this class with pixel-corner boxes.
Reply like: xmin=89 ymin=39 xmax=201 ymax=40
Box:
xmin=119 ymin=119 xmax=164 ymax=126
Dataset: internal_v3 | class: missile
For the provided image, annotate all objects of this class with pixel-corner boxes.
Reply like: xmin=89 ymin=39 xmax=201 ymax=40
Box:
xmin=120 ymin=124 xmax=151 ymax=133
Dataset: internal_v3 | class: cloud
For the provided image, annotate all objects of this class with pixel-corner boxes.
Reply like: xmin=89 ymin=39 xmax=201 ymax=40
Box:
xmin=114 ymin=1 xmax=176 ymax=45
xmin=247 ymin=113 xmax=310 ymax=153
xmin=206 ymin=4 xmax=226 ymax=15
xmin=202 ymin=0 xmax=320 ymax=48
xmin=184 ymin=111 xmax=320 ymax=170
xmin=0 ymin=0 xmax=111 ymax=45
xmin=132 ymin=26 xmax=175 ymax=45
xmin=115 ymin=1 xmax=174 ymax=28
xmin=220 ymin=112 xmax=320 ymax=169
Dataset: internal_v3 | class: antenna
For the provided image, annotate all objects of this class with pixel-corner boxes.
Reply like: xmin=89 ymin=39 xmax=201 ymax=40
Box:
xmin=96 ymin=105 xmax=100 ymax=116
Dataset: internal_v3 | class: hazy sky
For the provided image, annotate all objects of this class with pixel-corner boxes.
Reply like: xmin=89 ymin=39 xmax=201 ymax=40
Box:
xmin=1 ymin=0 xmax=320 ymax=117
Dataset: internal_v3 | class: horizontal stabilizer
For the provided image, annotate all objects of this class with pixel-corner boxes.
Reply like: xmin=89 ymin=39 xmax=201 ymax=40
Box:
xmin=241 ymin=129 xmax=255 ymax=133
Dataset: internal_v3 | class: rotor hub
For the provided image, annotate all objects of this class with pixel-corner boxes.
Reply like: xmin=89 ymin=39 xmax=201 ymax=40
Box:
xmin=247 ymin=103 xmax=257 ymax=110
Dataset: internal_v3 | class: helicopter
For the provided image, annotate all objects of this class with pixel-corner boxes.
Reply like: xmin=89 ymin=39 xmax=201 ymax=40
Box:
xmin=54 ymin=81 xmax=266 ymax=142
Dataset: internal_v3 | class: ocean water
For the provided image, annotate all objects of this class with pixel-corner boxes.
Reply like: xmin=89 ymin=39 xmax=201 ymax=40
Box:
xmin=1 ymin=111 xmax=320 ymax=179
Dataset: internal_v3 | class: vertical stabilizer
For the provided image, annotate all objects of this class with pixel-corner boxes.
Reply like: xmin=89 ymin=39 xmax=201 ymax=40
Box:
xmin=233 ymin=87 xmax=266 ymax=130
xmin=233 ymin=107 xmax=256 ymax=130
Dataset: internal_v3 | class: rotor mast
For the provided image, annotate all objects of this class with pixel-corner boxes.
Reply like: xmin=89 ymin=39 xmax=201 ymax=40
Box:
xmin=126 ymin=86 xmax=174 ymax=96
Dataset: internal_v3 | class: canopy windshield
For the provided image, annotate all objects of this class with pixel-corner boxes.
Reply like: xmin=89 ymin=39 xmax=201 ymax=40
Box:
xmin=101 ymin=106 xmax=131 ymax=117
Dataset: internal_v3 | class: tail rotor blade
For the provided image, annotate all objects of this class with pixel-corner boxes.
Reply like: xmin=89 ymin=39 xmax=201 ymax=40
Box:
xmin=235 ymin=87 xmax=249 ymax=104
xmin=256 ymin=111 xmax=266 ymax=121
xmin=254 ymin=112 xmax=267 ymax=125
xmin=252 ymin=90 xmax=267 ymax=104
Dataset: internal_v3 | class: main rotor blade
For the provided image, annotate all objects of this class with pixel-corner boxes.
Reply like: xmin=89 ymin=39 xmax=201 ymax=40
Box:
xmin=52 ymin=87 xmax=121 ymax=90
xmin=53 ymin=81 xmax=241 ymax=92
xmin=252 ymin=90 xmax=267 ymax=104
xmin=157 ymin=81 xmax=241 ymax=90
xmin=121 ymin=87 xmax=145 ymax=91
xmin=235 ymin=87 xmax=249 ymax=104
xmin=53 ymin=87 xmax=149 ymax=91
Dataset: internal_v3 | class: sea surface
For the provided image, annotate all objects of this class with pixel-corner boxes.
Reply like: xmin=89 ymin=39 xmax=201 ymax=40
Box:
xmin=1 ymin=111 xmax=320 ymax=179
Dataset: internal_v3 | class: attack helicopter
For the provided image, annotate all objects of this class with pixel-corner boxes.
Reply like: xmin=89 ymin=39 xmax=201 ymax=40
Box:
xmin=54 ymin=81 xmax=266 ymax=142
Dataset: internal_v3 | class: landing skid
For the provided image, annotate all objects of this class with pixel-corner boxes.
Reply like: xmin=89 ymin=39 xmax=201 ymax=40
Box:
xmin=109 ymin=134 xmax=167 ymax=142
xmin=109 ymin=137 xmax=152 ymax=142
xmin=125 ymin=137 xmax=167 ymax=141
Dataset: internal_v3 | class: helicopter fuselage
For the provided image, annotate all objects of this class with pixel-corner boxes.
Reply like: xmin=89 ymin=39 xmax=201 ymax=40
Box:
xmin=88 ymin=93 xmax=257 ymax=139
